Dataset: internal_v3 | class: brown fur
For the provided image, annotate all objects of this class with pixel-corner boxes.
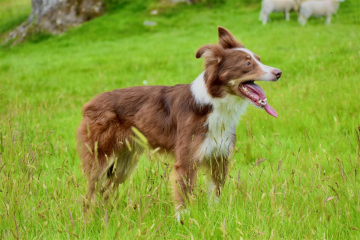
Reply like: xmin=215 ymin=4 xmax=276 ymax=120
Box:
xmin=77 ymin=26 xmax=281 ymax=212
xmin=77 ymin=85 xmax=212 ymax=207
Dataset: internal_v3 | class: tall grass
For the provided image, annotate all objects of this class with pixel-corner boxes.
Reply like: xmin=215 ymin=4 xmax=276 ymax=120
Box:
xmin=0 ymin=0 xmax=359 ymax=238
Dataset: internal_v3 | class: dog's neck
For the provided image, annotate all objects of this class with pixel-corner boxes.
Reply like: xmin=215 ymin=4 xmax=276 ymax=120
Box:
xmin=190 ymin=71 xmax=212 ymax=106
xmin=190 ymin=71 xmax=248 ymax=158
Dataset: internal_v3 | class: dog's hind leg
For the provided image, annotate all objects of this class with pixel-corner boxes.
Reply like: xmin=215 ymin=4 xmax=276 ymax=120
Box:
xmin=83 ymin=174 xmax=96 ymax=213
xmin=82 ymin=154 xmax=109 ymax=213
xmin=102 ymin=150 xmax=140 ymax=201
xmin=101 ymin=150 xmax=141 ymax=202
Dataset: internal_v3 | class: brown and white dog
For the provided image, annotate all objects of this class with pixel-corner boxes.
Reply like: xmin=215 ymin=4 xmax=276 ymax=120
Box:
xmin=77 ymin=27 xmax=282 ymax=218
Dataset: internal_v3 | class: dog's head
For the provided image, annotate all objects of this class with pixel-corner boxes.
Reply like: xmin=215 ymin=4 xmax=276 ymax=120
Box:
xmin=196 ymin=27 xmax=282 ymax=118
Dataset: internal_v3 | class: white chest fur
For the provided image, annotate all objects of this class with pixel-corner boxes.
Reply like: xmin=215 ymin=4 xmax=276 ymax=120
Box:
xmin=190 ymin=72 xmax=248 ymax=159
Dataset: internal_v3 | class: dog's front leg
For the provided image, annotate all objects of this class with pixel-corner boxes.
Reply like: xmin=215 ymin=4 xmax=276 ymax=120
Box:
xmin=171 ymin=147 xmax=200 ymax=221
xmin=206 ymin=156 xmax=229 ymax=203
xmin=172 ymin=160 xmax=199 ymax=209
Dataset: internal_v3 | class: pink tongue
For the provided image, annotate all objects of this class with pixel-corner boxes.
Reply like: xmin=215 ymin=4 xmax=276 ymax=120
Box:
xmin=245 ymin=83 xmax=266 ymax=99
xmin=264 ymin=104 xmax=277 ymax=118
xmin=243 ymin=83 xmax=278 ymax=118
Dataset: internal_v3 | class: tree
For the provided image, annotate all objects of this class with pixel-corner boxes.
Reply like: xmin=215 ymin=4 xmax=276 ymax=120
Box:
xmin=6 ymin=0 xmax=104 ymax=44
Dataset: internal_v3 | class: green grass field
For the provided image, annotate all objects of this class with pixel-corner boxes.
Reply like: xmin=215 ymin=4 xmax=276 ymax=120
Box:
xmin=1 ymin=0 xmax=359 ymax=238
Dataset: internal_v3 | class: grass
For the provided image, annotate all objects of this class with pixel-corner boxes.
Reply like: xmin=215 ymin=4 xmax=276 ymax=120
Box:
xmin=0 ymin=0 xmax=31 ymax=42
xmin=0 ymin=0 xmax=360 ymax=238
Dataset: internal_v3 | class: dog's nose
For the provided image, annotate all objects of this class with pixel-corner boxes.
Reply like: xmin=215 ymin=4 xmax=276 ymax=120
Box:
xmin=272 ymin=69 xmax=282 ymax=80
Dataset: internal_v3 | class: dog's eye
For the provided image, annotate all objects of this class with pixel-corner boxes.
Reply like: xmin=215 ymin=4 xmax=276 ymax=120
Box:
xmin=245 ymin=62 xmax=251 ymax=66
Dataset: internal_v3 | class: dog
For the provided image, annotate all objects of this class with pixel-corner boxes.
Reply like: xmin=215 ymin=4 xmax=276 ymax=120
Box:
xmin=259 ymin=0 xmax=299 ymax=25
xmin=298 ymin=0 xmax=343 ymax=25
xmin=77 ymin=27 xmax=282 ymax=219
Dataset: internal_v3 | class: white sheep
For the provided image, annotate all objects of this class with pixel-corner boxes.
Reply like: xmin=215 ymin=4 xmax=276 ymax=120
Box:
xmin=298 ymin=0 xmax=344 ymax=25
xmin=259 ymin=0 xmax=299 ymax=25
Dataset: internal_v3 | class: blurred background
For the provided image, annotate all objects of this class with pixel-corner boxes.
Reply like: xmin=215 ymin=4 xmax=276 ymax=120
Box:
xmin=0 ymin=0 xmax=359 ymax=239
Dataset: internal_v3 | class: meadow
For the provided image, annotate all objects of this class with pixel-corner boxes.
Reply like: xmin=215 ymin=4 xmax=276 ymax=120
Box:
xmin=0 ymin=0 xmax=359 ymax=238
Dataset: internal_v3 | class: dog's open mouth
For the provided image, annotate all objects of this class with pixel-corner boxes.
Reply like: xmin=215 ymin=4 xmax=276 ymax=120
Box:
xmin=239 ymin=81 xmax=277 ymax=118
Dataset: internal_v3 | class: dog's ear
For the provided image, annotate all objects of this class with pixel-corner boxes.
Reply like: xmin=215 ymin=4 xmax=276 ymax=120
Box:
xmin=218 ymin=27 xmax=244 ymax=49
xmin=196 ymin=44 xmax=224 ymax=63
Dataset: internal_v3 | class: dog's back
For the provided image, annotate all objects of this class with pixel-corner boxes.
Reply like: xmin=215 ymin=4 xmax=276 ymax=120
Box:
xmin=77 ymin=84 xmax=212 ymax=203
xmin=78 ymin=27 xmax=282 ymax=216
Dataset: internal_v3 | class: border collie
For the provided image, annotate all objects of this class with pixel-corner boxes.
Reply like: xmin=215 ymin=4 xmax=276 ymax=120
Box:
xmin=77 ymin=27 xmax=282 ymax=218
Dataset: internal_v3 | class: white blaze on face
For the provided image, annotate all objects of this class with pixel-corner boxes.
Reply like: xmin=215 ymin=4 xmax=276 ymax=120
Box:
xmin=236 ymin=48 xmax=278 ymax=81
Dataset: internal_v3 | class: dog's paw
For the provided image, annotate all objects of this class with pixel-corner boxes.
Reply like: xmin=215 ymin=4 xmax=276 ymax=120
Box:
xmin=175 ymin=209 xmax=189 ymax=225
xmin=213 ymin=196 xmax=220 ymax=204
xmin=207 ymin=190 xmax=220 ymax=205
